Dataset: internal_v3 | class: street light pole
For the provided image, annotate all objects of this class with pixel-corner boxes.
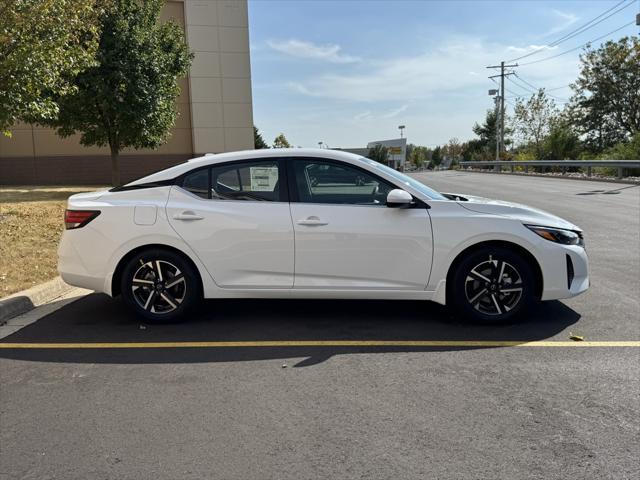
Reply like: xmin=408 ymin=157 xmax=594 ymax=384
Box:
xmin=398 ymin=125 xmax=405 ymax=139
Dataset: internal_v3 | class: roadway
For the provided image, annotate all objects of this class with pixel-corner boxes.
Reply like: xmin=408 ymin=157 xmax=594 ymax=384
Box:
xmin=0 ymin=172 xmax=638 ymax=479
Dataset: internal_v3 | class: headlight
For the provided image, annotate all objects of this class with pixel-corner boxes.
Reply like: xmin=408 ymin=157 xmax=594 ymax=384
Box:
xmin=525 ymin=225 xmax=584 ymax=247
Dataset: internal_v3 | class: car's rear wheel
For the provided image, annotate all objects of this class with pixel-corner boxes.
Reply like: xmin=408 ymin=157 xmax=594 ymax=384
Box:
xmin=120 ymin=249 xmax=200 ymax=322
xmin=450 ymin=246 xmax=536 ymax=323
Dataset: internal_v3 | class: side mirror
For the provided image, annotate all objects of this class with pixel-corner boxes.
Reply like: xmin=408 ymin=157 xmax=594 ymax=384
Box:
xmin=386 ymin=189 xmax=413 ymax=208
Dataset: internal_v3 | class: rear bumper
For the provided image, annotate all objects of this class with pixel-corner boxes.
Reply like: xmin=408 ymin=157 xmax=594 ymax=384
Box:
xmin=57 ymin=231 xmax=105 ymax=293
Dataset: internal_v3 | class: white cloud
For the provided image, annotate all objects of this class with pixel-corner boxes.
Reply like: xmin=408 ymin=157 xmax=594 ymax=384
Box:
xmin=544 ymin=10 xmax=579 ymax=37
xmin=285 ymin=35 xmax=579 ymax=103
xmin=381 ymin=104 xmax=408 ymax=118
xmin=267 ymin=39 xmax=360 ymax=64
xmin=354 ymin=111 xmax=372 ymax=121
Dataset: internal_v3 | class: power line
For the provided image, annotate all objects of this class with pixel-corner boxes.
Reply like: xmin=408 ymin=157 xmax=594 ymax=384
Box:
xmin=512 ymin=74 xmax=571 ymax=101
xmin=519 ymin=21 xmax=635 ymax=66
xmin=508 ymin=76 xmax=537 ymax=94
xmin=507 ymin=0 xmax=634 ymax=62
xmin=545 ymin=84 xmax=572 ymax=92
xmin=504 ymin=85 xmax=529 ymax=98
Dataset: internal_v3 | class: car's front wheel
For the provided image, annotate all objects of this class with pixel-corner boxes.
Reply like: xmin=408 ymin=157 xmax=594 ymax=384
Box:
xmin=450 ymin=246 xmax=536 ymax=323
xmin=120 ymin=249 xmax=200 ymax=322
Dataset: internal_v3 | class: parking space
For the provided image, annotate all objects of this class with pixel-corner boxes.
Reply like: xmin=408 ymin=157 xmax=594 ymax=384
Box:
xmin=1 ymin=172 xmax=638 ymax=479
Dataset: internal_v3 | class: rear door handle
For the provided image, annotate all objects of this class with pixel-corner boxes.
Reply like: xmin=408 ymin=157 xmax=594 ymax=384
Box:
xmin=173 ymin=211 xmax=204 ymax=221
xmin=297 ymin=216 xmax=328 ymax=226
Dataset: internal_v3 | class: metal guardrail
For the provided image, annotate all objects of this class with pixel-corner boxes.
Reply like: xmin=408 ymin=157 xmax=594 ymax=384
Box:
xmin=458 ymin=160 xmax=640 ymax=179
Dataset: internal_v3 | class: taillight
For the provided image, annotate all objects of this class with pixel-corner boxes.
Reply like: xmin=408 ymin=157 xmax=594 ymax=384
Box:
xmin=64 ymin=210 xmax=100 ymax=230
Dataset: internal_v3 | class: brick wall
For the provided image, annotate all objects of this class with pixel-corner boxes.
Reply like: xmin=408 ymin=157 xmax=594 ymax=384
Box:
xmin=0 ymin=155 xmax=192 ymax=185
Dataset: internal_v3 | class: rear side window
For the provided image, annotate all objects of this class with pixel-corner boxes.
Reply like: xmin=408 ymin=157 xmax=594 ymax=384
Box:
xmin=182 ymin=169 xmax=209 ymax=199
xmin=180 ymin=159 xmax=283 ymax=202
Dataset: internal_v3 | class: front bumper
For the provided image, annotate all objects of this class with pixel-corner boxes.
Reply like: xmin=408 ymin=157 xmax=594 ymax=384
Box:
xmin=540 ymin=244 xmax=589 ymax=301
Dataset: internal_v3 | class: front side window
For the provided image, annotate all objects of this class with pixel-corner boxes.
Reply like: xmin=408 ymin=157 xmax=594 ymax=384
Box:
xmin=292 ymin=160 xmax=393 ymax=205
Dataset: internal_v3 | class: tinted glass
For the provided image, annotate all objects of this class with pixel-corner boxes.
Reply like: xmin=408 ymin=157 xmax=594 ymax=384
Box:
xmin=293 ymin=160 xmax=393 ymax=205
xmin=363 ymin=158 xmax=447 ymax=200
xmin=211 ymin=160 xmax=280 ymax=201
xmin=182 ymin=169 xmax=209 ymax=199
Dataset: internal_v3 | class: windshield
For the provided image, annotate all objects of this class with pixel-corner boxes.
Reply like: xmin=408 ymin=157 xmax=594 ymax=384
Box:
xmin=363 ymin=159 xmax=447 ymax=200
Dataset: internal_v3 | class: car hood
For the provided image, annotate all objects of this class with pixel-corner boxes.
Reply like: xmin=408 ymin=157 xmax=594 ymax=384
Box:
xmin=444 ymin=193 xmax=581 ymax=231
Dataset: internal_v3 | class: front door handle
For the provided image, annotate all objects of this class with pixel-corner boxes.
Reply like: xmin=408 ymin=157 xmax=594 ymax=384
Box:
xmin=297 ymin=216 xmax=328 ymax=226
xmin=173 ymin=211 xmax=204 ymax=221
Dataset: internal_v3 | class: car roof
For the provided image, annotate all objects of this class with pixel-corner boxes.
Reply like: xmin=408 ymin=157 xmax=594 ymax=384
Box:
xmin=125 ymin=148 xmax=367 ymax=186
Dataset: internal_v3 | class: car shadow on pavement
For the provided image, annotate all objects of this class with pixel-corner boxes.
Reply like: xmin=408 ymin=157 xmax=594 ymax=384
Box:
xmin=0 ymin=293 xmax=580 ymax=367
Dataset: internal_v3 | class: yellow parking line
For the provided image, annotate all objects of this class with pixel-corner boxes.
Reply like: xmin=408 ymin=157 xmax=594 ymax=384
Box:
xmin=0 ymin=340 xmax=639 ymax=349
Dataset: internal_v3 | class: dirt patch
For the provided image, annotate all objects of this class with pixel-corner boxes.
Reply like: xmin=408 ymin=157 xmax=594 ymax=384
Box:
xmin=0 ymin=186 xmax=106 ymax=296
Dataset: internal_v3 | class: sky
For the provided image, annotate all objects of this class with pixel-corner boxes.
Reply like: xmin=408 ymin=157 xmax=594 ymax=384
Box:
xmin=248 ymin=0 xmax=639 ymax=148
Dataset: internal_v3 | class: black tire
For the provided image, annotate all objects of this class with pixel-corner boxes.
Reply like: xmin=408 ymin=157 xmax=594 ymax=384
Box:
xmin=120 ymin=248 xmax=201 ymax=323
xmin=449 ymin=246 xmax=536 ymax=324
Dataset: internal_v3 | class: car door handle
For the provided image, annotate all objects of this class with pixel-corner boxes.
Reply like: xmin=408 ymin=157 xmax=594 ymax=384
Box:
xmin=173 ymin=211 xmax=204 ymax=221
xmin=297 ymin=217 xmax=328 ymax=226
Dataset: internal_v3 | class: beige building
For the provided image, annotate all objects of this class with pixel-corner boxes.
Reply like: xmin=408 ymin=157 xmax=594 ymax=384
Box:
xmin=0 ymin=0 xmax=253 ymax=185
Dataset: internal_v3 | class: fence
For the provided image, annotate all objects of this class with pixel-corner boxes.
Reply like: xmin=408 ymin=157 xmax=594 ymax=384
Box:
xmin=458 ymin=160 xmax=640 ymax=179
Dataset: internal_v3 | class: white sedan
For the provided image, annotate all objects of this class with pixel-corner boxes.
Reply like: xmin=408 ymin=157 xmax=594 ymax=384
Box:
xmin=58 ymin=149 xmax=589 ymax=323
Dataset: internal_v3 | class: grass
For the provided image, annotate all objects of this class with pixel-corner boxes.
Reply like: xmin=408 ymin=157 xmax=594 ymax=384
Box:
xmin=0 ymin=186 xmax=106 ymax=297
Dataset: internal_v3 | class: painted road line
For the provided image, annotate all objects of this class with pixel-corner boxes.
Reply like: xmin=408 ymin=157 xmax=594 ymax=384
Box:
xmin=0 ymin=340 xmax=639 ymax=349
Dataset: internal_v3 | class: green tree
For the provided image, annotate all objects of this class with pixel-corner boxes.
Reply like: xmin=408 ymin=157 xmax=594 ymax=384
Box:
xmin=273 ymin=133 xmax=291 ymax=148
xmin=46 ymin=0 xmax=193 ymax=186
xmin=0 ymin=0 xmax=100 ymax=135
xmin=431 ymin=146 xmax=442 ymax=166
xmin=543 ymin=122 xmax=581 ymax=160
xmin=568 ymin=36 xmax=640 ymax=152
xmin=601 ymin=131 xmax=640 ymax=160
xmin=514 ymin=89 xmax=558 ymax=159
xmin=254 ymin=125 xmax=269 ymax=149
xmin=447 ymin=137 xmax=462 ymax=164
xmin=409 ymin=145 xmax=429 ymax=168
xmin=367 ymin=144 xmax=389 ymax=164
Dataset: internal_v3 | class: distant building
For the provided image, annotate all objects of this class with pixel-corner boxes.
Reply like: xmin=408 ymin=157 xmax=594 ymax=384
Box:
xmin=0 ymin=0 xmax=253 ymax=185
xmin=366 ymin=138 xmax=407 ymax=169
xmin=334 ymin=138 xmax=408 ymax=169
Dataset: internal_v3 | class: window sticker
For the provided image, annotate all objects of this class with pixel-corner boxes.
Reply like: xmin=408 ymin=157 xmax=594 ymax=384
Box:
xmin=250 ymin=166 xmax=278 ymax=191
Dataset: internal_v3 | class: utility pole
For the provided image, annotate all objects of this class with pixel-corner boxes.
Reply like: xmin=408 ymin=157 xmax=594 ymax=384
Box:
xmin=487 ymin=61 xmax=517 ymax=158
xmin=488 ymin=88 xmax=499 ymax=161
xmin=494 ymin=95 xmax=500 ymax=161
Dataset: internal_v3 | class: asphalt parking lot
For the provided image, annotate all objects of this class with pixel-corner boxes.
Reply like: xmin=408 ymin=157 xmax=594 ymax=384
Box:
xmin=1 ymin=172 xmax=638 ymax=479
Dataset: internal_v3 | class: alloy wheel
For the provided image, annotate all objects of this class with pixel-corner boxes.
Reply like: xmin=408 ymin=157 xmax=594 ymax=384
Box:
xmin=131 ymin=259 xmax=187 ymax=314
xmin=464 ymin=256 xmax=523 ymax=316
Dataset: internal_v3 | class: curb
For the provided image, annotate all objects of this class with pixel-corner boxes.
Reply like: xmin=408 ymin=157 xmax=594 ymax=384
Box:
xmin=0 ymin=277 xmax=76 ymax=325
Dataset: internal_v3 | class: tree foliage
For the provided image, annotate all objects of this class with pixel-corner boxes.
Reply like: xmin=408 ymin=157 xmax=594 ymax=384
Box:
xmin=445 ymin=137 xmax=462 ymax=164
xmin=431 ymin=146 xmax=442 ymax=166
xmin=272 ymin=133 xmax=291 ymax=148
xmin=543 ymin=122 xmax=581 ymax=160
xmin=0 ymin=0 xmax=101 ymax=135
xmin=45 ymin=0 xmax=193 ymax=186
xmin=254 ymin=125 xmax=269 ymax=149
xmin=514 ymin=89 xmax=558 ymax=159
xmin=408 ymin=145 xmax=429 ymax=168
xmin=568 ymin=36 xmax=639 ymax=152
xmin=464 ymin=109 xmax=511 ymax=160
xmin=367 ymin=144 xmax=389 ymax=164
